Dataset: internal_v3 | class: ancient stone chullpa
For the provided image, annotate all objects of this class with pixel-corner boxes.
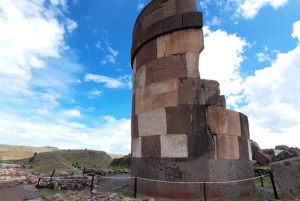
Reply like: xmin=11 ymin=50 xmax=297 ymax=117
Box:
xmin=130 ymin=0 xmax=255 ymax=198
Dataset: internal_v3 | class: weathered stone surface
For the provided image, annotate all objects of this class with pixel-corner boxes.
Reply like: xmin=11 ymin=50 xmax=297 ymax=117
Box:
xmin=186 ymin=51 xmax=200 ymax=78
xmin=138 ymin=108 xmax=167 ymax=136
xmin=157 ymin=36 xmax=165 ymax=58
xmin=135 ymin=90 xmax=178 ymax=115
xmin=188 ymin=134 xmax=215 ymax=158
xmin=133 ymin=65 xmax=146 ymax=93
xmin=199 ymin=79 xmax=221 ymax=106
xmin=135 ymin=39 xmax=157 ymax=71
xmin=239 ymin=137 xmax=251 ymax=161
xmin=251 ymin=140 xmax=262 ymax=153
xmin=163 ymin=14 xmax=182 ymax=32
xmin=207 ymin=106 xmax=241 ymax=136
xmin=240 ymin=112 xmax=250 ymax=139
xmin=135 ymin=78 xmax=179 ymax=102
xmin=166 ymin=105 xmax=194 ymax=134
xmin=178 ymin=78 xmax=200 ymax=105
xmin=164 ymin=29 xmax=204 ymax=56
xmin=141 ymin=135 xmax=161 ymax=157
xmin=131 ymin=115 xmax=139 ymax=139
xmin=182 ymin=12 xmax=203 ymax=28
xmin=141 ymin=7 xmax=162 ymax=31
xmin=276 ymin=150 xmax=293 ymax=161
xmin=217 ymin=135 xmax=239 ymax=160
xmin=289 ymin=149 xmax=299 ymax=157
xmin=162 ymin=0 xmax=197 ymax=19
xmin=275 ymin=145 xmax=290 ymax=151
xmin=132 ymin=137 xmax=142 ymax=158
xmin=161 ymin=134 xmax=188 ymax=157
xmin=146 ymin=54 xmax=187 ymax=85
xmin=253 ymin=151 xmax=270 ymax=165
xmin=270 ymin=157 xmax=300 ymax=199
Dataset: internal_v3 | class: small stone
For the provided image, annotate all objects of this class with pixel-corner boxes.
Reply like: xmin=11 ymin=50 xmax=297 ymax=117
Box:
xmin=109 ymin=193 xmax=118 ymax=199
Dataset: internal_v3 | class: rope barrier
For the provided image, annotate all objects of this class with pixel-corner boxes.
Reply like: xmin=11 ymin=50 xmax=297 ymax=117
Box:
xmin=100 ymin=174 xmax=268 ymax=184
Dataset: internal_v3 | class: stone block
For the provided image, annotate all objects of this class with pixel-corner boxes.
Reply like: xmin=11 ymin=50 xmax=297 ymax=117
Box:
xmin=207 ymin=106 xmax=241 ymax=136
xmin=186 ymin=52 xmax=200 ymax=78
xmin=270 ymin=157 xmax=300 ymax=199
xmin=135 ymin=0 xmax=162 ymax=26
xmin=208 ymin=159 xmax=237 ymax=182
xmin=133 ymin=65 xmax=146 ymax=93
xmin=135 ymin=38 xmax=157 ymax=71
xmin=157 ymin=35 xmax=166 ymax=58
xmin=178 ymin=78 xmax=200 ymax=105
xmin=276 ymin=150 xmax=293 ymax=161
xmin=251 ymin=140 xmax=262 ymax=153
xmin=132 ymin=57 xmax=137 ymax=74
xmin=239 ymin=137 xmax=250 ymax=161
xmin=135 ymin=90 xmax=178 ymax=115
xmin=132 ymin=137 xmax=142 ymax=157
xmin=141 ymin=135 xmax=161 ymax=157
xmin=138 ymin=108 xmax=167 ymax=136
xmin=182 ymin=12 xmax=203 ymax=28
xmin=163 ymin=14 xmax=182 ymax=33
xmin=253 ymin=151 xmax=270 ymax=165
xmin=162 ymin=0 xmax=197 ymax=19
xmin=146 ymin=54 xmax=187 ymax=85
xmin=131 ymin=157 xmax=160 ymax=179
xmin=217 ymin=135 xmax=239 ymax=160
xmin=141 ymin=7 xmax=162 ymax=31
xmin=131 ymin=114 xmax=139 ymax=139
xmin=200 ymin=79 xmax=221 ymax=106
xmin=187 ymin=134 xmax=215 ymax=158
xmin=136 ymin=78 xmax=179 ymax=102
xmin=165 ymin=104 xmax=207 ymax=134
xmin=275 ymin=145 xmax=290 ymax=150
xmin=234 ymin=160 xmax=255 ymax=184
xmin=164 ymin=29 xmax=204 ymax=56
xmin=240 ymin=112 xmax=250 ymax=139
xmin=161 ymin=134 xmax=188 ymax=157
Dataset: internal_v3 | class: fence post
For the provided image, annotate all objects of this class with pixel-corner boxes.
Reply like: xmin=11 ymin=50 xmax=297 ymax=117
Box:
xmin=269 ymin=171 xmax=279 ymax=199
xmin=49 ymin=169 xmax=55 ymax=183
xmin=134 ymin=177 xmax=138 ymax=198
xmin=203 ymin=182 xmax=207 ymax=201
xmin=36 ymin=177 xmax=41 ymax=188
xmin=90 ymin=172 xmax=95 ymax=193
xmin=259 ymin=171 xmax=264 ymax=187
xmin=83 ymin=167 xmax=85 ymax=175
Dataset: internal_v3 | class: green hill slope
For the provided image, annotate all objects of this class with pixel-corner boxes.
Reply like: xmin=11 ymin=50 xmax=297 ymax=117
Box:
xmin=0 ymin=144 xmax=51 ymax=160
xmin=15 ymin=149 xmax=112 ymax=174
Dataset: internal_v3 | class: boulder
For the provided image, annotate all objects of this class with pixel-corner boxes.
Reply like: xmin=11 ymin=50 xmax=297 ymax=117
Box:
xmin=276 ymin=150 xmax=293 ymax=161
xmin=251 ymin=140 xmax=262 ymax=154
xmin=275 ymin=145 xmax=290 ymax=151
xmin=270 ymin=157 xmax=300 ymax=199
xmin=253 ymin=151 xmax=270 ymax=165
xmin=288 ymin=149 xmax=299 ymax=157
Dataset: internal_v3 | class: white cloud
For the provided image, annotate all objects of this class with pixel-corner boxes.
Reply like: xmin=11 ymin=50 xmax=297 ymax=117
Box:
xmin=137 ymin=0 xmax=144 ymax=10
xmin=233 ymin=0 xmax=289 ymax=19
xmin=65 ymin=18 xmax=78 ymax=33
xmin=88 ymin=89 xmax=102 ymax=99
xmin=207 ymin=16 xmax=221 ymax=26
xmin=96 ymin=41 xmax=103 ymax=50
xmin=84 ymin=74 xmax=131 ymax=89
xmin=256 ymin=52 xmax=271 ymax=62
xmin=61 ymin=109 xmax=81 ymax=117
xmin=200 ymin=26 xmax=249 ymax=97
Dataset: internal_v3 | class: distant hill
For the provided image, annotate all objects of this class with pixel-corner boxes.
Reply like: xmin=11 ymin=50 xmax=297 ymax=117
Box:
xmin=15 ymin=149 xmax=112 ymax=174
xmin=0 ymin=144 xmax=51 ymax=160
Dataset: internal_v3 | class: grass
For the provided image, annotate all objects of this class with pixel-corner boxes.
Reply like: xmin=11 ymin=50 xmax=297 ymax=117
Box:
xmin=111 ymin=164 xmax=131 ymax=171
xmin=22 ymin=190 xmax=65 ymax=200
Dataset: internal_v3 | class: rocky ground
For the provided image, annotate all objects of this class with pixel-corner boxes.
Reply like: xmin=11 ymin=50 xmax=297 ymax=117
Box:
xmin=1 ymin=174 xmax=299 ymax=201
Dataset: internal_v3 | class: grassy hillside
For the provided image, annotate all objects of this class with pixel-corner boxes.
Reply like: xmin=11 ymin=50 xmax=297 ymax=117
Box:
xmin=0 ymin=144 xmax=51 ymax=160
xmin=15 ymin=150 xmax=112 ymax=175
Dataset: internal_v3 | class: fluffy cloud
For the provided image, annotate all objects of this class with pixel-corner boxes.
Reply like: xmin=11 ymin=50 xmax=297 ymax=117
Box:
xmin=61 ymin=109 xmax=81 ymax=117
xmin=84 ymin=74 xmax=131 ymax=89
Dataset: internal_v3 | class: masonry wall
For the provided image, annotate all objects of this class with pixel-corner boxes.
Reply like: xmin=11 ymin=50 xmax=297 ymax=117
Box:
xmin=131 ymin=0 xmax=255 ymax=198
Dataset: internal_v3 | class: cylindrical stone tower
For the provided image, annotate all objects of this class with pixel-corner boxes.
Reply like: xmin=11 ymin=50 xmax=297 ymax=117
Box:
xmin=131 ymin=0 xmax=255 ymax=198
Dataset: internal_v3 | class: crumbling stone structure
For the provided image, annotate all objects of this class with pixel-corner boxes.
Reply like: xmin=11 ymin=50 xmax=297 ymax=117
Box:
xmin=130 ymin=0 xmax=255 ymax=198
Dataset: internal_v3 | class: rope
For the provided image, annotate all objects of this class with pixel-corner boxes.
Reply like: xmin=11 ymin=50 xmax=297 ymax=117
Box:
xmin=100 ymin=174 xmax=268 ymax=184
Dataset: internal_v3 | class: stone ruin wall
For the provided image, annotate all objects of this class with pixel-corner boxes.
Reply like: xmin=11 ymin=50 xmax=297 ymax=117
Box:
xmin=130 ymin=0 xmax=255 ymax=198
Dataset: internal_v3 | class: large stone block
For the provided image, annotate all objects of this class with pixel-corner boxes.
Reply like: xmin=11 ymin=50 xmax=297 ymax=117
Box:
xmin=138 ymin=108 xmax=167 ymax=136
xmin=131 ymin=157 xmax=160 ymax=179
xmin=161 ymin=134 xmax=188 ymax=157
xmin=199 ymin=79 xmax=223 ymax=106
xmin=239 ymin=137 xmax=250 ymax=161
xmin=164 ymin=29 xmax=204 ymax=56
xmin=135 ymin=38 xmax=157 ymax=71
xmin=178 ymin=78 xmax=200 ymax=105
xmin=162 ymin=0 xmax=197 ymax=19
xmin=131 ymin=114 xmax=139 ymax=139
xmin=132 ymin=137 xmax=142 ymax=157
xmin=141 ymin=135 xmax=161 ymax=157
xmin=146 ymin=54 xmax=187 ymax=85
xmin=182 ymin=12 xmax=203 ymax=28
xmin=186 ymin=52 xmax=200 ymax=78
xmin=165 ymin=104 xmax=207 ymax=134
xmin=188 ymin=134 xmax=215 ymax=158
xmin=239 ymin=113 xmax=250 ymax=139
xmin=207 ymin=106 xmax=241 ymax=136
xmin=135 ymin=90 xmax=178 ymax=115
xmin=163 ymin=14 xmax=182 ymax=32
xmin=217 ymin=135 xmax=239 ymax=160
xmin=157 ymin=35 xmax=166 ymax=58
xmin=135 ymin=78 xmax=179 ymax=102
xmin=133 ymin=65 xmax=146 ymax=93
xmin=270 ymin=157 xmax=300 ymax=199
xmin=141 ymin=7 xmax=162 ymax=31
xmin=253 ymin=151 xmax=270 ymax=165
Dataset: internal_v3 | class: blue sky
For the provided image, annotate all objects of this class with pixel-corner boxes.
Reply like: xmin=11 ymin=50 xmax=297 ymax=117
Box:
xmin=0 ymin=0 xmax=299 ymax=154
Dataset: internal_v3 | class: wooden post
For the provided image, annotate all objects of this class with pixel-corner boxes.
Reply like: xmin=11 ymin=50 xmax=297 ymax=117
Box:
xmin=134 ymin=177 xmax=138 ymax=198
xmin=269 ymin=171 xmax=279 ymax=199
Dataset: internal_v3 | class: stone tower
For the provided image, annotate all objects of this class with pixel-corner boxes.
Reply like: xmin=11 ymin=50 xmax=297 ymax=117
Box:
xmin=130 ymin=0 xmax=255 ymax=198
